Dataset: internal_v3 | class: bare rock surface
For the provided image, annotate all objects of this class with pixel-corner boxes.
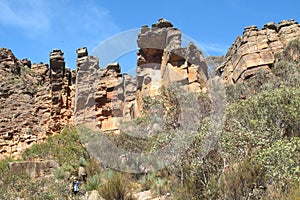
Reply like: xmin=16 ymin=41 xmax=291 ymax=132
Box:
xmin=8 ymin=160 xmax=58 ymax=178
xmin=217 ymin=19 xmax=300 ymax=83
xmin=137 ymin=19 xmax=208 ymax=113
xmin=0 ymin=48 xmax=73 ymax=159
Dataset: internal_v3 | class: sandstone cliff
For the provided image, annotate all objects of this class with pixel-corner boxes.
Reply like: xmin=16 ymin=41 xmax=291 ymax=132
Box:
xmin=74 ymin=47 xmax=137 ymax=132
xmin=136 ymin=19 xmax=208 ymax=113
xmin=74 ymin=19 xmax=208 ymax=132
xmin=217 ymin=19 xmax=300 ymax=83
xmin=2 ymin=19 xmax=299 ymax=159
xmin=0 ymin=48 xmax=73 ymax=159
xmin=0 ymin=19 xmax=208 ymax=158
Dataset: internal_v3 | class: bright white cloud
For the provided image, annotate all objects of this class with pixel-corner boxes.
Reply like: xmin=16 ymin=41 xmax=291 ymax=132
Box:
xmin=0 ymin=0 xmax=119 ymax=40
xmin=0 ymin=0 xmax=50 ymax=31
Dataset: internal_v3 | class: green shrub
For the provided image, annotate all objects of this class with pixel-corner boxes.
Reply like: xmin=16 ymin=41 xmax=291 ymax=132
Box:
xmin=85 ymin=157 xmax=102 ymax=177
xmin=272 ymin=60 xmax=300 ymax=87
xmin=54 ymin=167 xmax=66 ymax=180
xmin=282 ymin=39 xmax=300 ymax=62
xmin=151 ymin=177 xmax=169 ymax=196
xmin=84 ymin=174 xmax=101 ymax=191
xmin=0 ymin=157 xmax=14 ymax=177
xmin=138 ymin=172 xmax=169 ymax=195
xmin=0 ymin=172 xmax=69 ymax=200
xmin=99 ymin=170 xmax=130 ymax=200
xmin=22 ymin=127 xmax=88 ymax=170
xmin=252 ymin=137 xmax=300 ymax=186
xmin=222 ymin=87 xmax=300 ymax=160
xmin=282 ymin=182 xmax=300 ymax=200
xmin=78 ymin=157 xmax=87 ymax=167
xmin=219 ymin=159 xmax=266 ymax=199
xmin=0 ymin=128 xmax=90 ymax=199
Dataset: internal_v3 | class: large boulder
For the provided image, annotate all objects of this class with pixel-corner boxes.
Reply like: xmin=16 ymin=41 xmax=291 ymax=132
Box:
xmin=8 ymin=160 xmax=58 ymax=178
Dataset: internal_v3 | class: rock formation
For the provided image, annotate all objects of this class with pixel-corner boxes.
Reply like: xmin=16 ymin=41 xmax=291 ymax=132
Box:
xmin=74 ymin=48 xmax=137 ymax=132
xmin=0 ymin=19 xmax=208 ymax=158
xmin=95 ymin=62 xmax=124 ymax=131
xmin=73 ymin=19 xmax=208 ymax=132
xmin=136 ymin=19 xmax=208 ymax=113
xmin=74 ymin=47 xmax=99 ymax=126
xmin=0 ymin=48 xmax=48 ymax=159
xmin=49 ymin=49 xmax=73 ymax=133
xmin=0 ymin=48 xmax=73 ymax=159
xmin=217 ymin=19 xmax=300 ymax=83
xmin=2 ymin=19 xmax=299 ymax=159
xmin=8 ymin=160 xmax=58 ymax=178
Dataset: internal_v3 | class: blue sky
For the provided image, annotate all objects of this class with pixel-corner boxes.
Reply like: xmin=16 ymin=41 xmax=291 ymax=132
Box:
xmin=0 ymin=0 xmax=299 ymax=73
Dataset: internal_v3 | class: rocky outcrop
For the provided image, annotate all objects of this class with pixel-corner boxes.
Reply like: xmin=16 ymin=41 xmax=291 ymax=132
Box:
xmin=217 ymin=19 xmax=300 ymax=83
xmin=74 ymin=47 xmax=99 ymax=126
xmin=0 ymin=48 xmax=50 ymax=159
xmin=0 ymin=19 xmax=210 ymax=159
xmin=49 ymin=49 xmax=73 ymax=133
xmin=122 ymin=74 xmax=138 ymax=121
xmin=0 ymin=48 xmax=21 ymax=75
xmin=85 ymin=190 xmax=105 ymax=200
xmin=136 ymin=19 xmax=208 ymax=113
xmin=95 ymin=62 xmax=124 ymax=131
xmin=0 ymin=48 xmax=73 ymax=159
xmin=74 ymin=19 xmax=207 ymax=132
xmin=8 ymin=160 xmax=58 ymax=178
xmin=132 ymin=190 xmax=169 ymax=200
xmin=74 ymin=48 xmax=137 ymax=132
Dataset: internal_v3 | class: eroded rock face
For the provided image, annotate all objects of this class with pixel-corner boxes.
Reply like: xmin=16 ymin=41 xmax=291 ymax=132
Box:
xmin=74 ymin=47 xmax=99 ymax=126
xmin=0 ymin=49 xmax=49 ymax=159
xmin=0 ymin=48 xmax=73 ymax=159
xmin=122 ymin=74 xmax=138 ymax=121
xmin=74 ymin=49 xmax=137 ymax=132
xmin=0 ymin=48 xmax=21 ymax=74
xmin=49 ymin=49 xmax=73 ymax=133
xmin=0 ymin=19 xmax=209 ymax=159
xmin=217 ymin=19 xmax=300 ymax=83
xmin=137 ymin=19 xmax=208 ymax=113
xmin=95 ymin=62 xmax=123 ymax=131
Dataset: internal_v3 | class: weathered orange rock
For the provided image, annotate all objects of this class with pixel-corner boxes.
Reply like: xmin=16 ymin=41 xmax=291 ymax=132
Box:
xmin=217 ymin=19 xmax=300 ymax=83
xmin=0 ymin=48 xmax=73 ymax=159
xmin=136 ymin=19 xmax=208 ymax=114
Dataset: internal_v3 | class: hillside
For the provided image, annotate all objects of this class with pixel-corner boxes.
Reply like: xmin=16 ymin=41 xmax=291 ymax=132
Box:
xmin=0 ymin=19 xmax=299 ymax=199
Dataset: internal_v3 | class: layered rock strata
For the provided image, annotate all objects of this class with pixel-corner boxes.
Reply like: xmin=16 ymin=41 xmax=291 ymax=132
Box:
xmin=74 ymin=48 xmax=137 ymax=132
xmin=136 ymin=19 xmax=208 ymax=113
xmin=217 ymin=19 xmax=300 ymax=83
xmin=0 ymin=49 xmax=73 ymax=159
xmin=8 ymin=160 xmax=58 ymax=178
xmin=3 ymin=19 xmax=298 ymax=159
xmin=49 ymin=49 xmax=73 ymax=133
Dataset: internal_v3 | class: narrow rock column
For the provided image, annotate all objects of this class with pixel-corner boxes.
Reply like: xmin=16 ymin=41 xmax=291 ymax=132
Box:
xmin=74 ymin=47 xmax=99 ymax=127
xmin=49 ymin=49 xmax=72 ymax=133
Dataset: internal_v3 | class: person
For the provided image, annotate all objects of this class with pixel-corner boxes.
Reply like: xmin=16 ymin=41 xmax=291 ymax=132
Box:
xmin=78 ymin=166 xmax=87 ymax=182
xmin=72 ymin=177 xmax=79 ymax=196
